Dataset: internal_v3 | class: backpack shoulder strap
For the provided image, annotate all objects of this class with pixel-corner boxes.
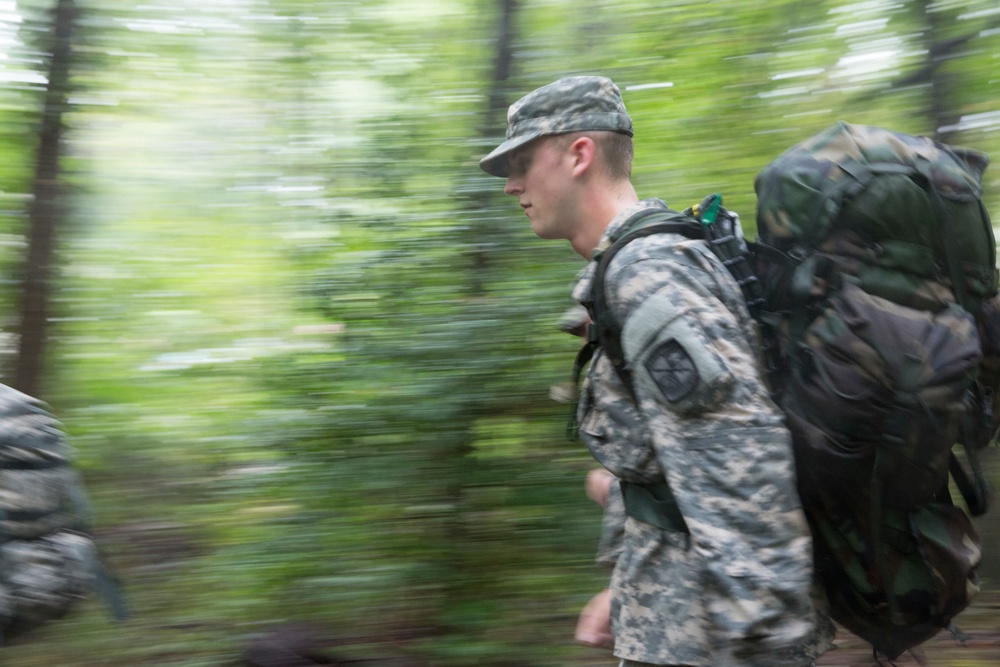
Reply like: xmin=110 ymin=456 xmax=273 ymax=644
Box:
xmin=566 ymin=208 xmax=702 ymax=439
xmin=570 ymin=208 xmax=705 ymax=402
xmin=568 ymin=198 xmax=762 ymax=436
xmin=587 ymin=208 xmax=705 ymax=390
xmin=590 ymin=197 xmax=764 ymax=388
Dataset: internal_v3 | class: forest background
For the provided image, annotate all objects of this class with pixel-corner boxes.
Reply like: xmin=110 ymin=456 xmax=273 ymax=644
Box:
xmin=1 ymin=0 xmax=999 ymax=665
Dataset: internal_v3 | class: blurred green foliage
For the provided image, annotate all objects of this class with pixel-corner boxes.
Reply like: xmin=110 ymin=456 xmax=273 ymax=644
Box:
xmin=0 ymin=0 xmax=997 ymax=665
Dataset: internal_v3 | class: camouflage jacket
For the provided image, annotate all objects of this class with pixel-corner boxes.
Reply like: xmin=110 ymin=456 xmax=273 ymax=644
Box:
xmin=572 ymin=199 xmax=833 ymax=666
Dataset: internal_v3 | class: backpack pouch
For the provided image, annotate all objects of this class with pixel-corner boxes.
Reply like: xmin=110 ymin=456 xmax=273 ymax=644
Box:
xmin=789 ymin=282 xmax=981 ymax=510
xmin=809 ymin=501 xmax=980 ymax=660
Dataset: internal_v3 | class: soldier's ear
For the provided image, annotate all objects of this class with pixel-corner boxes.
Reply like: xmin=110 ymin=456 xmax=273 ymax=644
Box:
xmin=568 ymin=136 xmax=597 ymax=177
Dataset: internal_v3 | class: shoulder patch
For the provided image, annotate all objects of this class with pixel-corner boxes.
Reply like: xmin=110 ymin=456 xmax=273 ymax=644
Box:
xmin=645 ymin=339 xmax=699 ymax=403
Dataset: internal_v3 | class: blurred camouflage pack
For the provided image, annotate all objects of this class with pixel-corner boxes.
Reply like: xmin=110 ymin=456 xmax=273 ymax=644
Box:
xmin=0 ymin=384 xmax=126 ymax=643
xmin=753 ymin=122 xmax=999 ymax=660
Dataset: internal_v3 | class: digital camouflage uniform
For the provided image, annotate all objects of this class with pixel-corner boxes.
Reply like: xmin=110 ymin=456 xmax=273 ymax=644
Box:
xmin=575 ymin=199 xmax=834 ymax=667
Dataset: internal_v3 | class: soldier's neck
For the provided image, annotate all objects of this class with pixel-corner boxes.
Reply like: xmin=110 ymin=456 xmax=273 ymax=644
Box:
xmin=572 ymin=181 xmax=639 ymax=259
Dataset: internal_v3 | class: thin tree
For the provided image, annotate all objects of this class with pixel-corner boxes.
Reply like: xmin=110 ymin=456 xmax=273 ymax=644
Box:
xmin=885 ymin=0 xmax=1000 ymax=142
xmin=14 ymin=0 xmax=77 ymax=398
xmin=463 ymin=0 xmax=519 ymax=296
xmin=433 ymin=0 xmax=522 ymax=626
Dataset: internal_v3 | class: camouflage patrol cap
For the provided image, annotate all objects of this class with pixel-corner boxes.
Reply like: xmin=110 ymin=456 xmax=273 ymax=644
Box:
xmin=479 ymin=75 xmax=633 ymax=177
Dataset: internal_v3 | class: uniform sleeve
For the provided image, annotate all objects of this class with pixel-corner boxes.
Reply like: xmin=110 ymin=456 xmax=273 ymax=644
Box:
xmin=610 ymin=249 xmax=738 ymax=415
xmin=595 ymin=480 xmax=625 ymax=570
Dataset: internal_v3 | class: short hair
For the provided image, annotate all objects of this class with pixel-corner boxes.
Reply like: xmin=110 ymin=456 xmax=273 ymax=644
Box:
xmin=553 ymin=131 xmax=633 ymax=181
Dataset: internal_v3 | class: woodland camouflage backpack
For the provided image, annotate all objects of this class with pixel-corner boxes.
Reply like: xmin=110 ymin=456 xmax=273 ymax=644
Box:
xmin=752 ymin=121 xmax=998 ymax=660
xmin=0 ymin=383 xmax=126 ymax=643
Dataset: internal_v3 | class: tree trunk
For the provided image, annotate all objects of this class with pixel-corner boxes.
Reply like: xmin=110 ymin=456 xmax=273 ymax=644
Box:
xmin=464 ymin=0 xmax=518 ymax=296
xmin=13 ymin=0 xmax=77 ymax=399
xmin=919 ymin=0 xmax=960 ymax=142
xmin=478 ymin=0 xmax=518 ymax=162
xmin=434 ymin=0 xmax=522 ymax=622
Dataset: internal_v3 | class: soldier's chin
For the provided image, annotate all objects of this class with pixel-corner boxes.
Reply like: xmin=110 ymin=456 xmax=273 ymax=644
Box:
xmin=531 ymin=221 xmax=560 ymax=240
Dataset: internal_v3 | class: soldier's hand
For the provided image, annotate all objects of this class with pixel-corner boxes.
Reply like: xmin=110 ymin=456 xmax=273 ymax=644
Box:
xmin=585 ymin=468 xmax=615 ymax=507
xmin=558 ymin=305 xmax=591 ymax=338
xmin=574 ymin=588 xmax=613 ymax=648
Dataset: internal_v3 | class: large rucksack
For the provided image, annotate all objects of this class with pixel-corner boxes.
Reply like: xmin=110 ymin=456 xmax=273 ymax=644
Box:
xmin=0 ymin=383 xmax=126 ymax=642
xmin=577 ymin=122 xmax=998 ymax=662
xmin=752 ymin=122 xmax=997 ymax=660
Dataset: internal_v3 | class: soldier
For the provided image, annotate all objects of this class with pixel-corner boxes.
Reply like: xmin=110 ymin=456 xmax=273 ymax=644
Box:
xmin=479 ymin=76 xmax=833 ymax=667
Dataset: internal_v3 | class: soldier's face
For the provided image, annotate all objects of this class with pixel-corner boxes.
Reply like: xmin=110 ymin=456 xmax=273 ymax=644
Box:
xmin=503 ymin=137 xmax=576 ymax=240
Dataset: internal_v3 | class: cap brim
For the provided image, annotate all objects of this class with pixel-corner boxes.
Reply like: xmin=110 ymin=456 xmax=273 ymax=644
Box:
xmin=479 ymin=131 xmax=543 ymax=177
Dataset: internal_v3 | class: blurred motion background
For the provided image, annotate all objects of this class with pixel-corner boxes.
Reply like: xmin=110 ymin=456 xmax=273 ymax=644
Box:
xmin=0 ymin=0 xmax=997 ymax=665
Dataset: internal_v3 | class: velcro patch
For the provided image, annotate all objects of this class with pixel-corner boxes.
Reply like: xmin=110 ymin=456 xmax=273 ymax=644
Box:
xmin=645 ymin=339 xmax=699 ymax=403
